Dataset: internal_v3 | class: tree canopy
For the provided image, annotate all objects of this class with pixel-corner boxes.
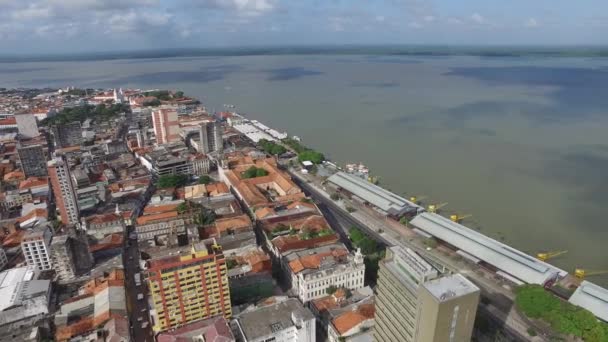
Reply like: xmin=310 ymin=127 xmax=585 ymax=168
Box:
xmin=156 ymin=174 xmax=189 ymax=188
xmin=258 ymin=139 xmax=287 ymax=155
xmin=242 ymin=166 xmax=269 ymax=179
xmin=42 ymin=103 xmax=129 ymax=125
xmin=198 ymin=175 xmax=213 ymax=184
xmin=282 ymin=138 xmax=325 ymax=164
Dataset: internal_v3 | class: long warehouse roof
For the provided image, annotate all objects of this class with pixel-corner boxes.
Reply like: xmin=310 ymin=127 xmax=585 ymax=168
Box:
xmin=569 ymin=281 xmax=608 ymax=322
xmin=410 ymin=212 xmax=567 ymax=285
xmin=327 ymin=172 xmax=422 ymax=215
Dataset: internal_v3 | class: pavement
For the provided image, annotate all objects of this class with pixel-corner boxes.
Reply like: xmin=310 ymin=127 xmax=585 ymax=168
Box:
xmin=123 ymin=226 xmax=154 ymax=342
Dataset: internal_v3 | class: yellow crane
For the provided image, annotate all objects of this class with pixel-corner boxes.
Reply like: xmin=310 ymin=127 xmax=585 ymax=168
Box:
xmin=574 ymin=268 xmax=608 ymax=280
xmin=427 ymin=203 xmax=448 ymax=213
xmin=409 ymin=195 xmax=427 ymax=204
xmin=450 ymin=214 xmax=472 ymax=223
xmin=536 ymin=250 xmax=567 ymax=262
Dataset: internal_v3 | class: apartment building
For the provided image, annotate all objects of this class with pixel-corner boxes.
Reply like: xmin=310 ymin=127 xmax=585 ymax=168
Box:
xmin=197 ymin=120 xmax=223 ymax=153
xmin=48 ymin=156 xmax=80 ymax=225
xmin=21 ymin=227 xmax=53 ymax=271
xmin=17 ymin=144 xmax=47 ymax=177
xmin=145 ymin=239 xmax=232 ymax=333
xmin=152 ymin=107 xmax=180 ymax=144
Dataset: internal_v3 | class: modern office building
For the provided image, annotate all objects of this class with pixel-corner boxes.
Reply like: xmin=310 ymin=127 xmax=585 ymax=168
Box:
xmin=48 ymin=156 xmax=80 ymax=225
xmin=17 ymin=144 xmax=48 ymax=177
xmin=373 ymin=246 xmax=480 ymax=342
xmin=14 ymin=113 xmax=39 ymax=138
xmin=21 ymin=227 xmax=53 ymax=271
xmin=198 ymin=120 xmax=223 ymax=153
xmin=152 ymin=107 xmax=180 ymax=144
xmin=52 ymin=122 xmax=82 ymax=148
xmin=145 ymin=239 xmax=232 ymax=333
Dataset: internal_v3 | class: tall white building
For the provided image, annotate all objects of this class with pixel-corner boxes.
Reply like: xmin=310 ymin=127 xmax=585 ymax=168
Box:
xmin=21 ymin=227 xmax=53 ymax=271
xmin=235 ymin=298 xmax=315 ymax=342
xmin=284 ymin=244 xmax=366 ymax=302
xmin=48 ymin=157 xmax=79 ymax=225
xmin=14 ymin=113 xmax=39 ymax=138
xmin=198 ymin=120 xmax=223 ymax=153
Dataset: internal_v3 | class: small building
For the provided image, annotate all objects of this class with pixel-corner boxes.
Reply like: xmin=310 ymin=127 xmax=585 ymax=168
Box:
xmin=568 ymin=281 xmax=608 ymax=322
xmin=156 ymin=316 xmax=235 ymax=342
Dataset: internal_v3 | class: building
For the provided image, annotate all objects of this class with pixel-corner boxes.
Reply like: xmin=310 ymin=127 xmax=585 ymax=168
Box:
xmin=54 ymin=269 xmax=128 ymax=341
xmin=234 ymin=298 xmax=315 ymax=342
xmin=135 ymin=201 xmax=187 ymax=246
xmin=48 ymin=156 xmax=80 ymax=225
xmin=145 ymin=239 xmax=232 ymax=333
xmin=138 ymin=145 xmax=211 ymax=177
xmin=284 ymin=244 xmax=365 ymax=303
xmin=17 ymin=144 xmax=47 ymax=177
xmin=410 ymin=212 xmax=568 ymax=285
xmin=50 ymin=233 xmax=94 ymax=282
xmin=373 ymin=246 xmax=479 ymax=342
xmin=152 ymin=107 xmax=180 ymax=144
xmin=0 ymin=248 xmax=7 ymax=271
xmin=21 ymin=227 xmax=53 ymax=271
xmin=327 ymin=172 xmax=422 ymax=217
xmin=198 ymin=120 xmax=223 ymax=153
xmin=14 ymin=113 xmax=39 ymax=138
xmin=156 ymin=316 xmax=235 ymax=342
xmin=568 ymin=280 xmax=608 ymax=322
xmin=52 ymin=122 xmax=82 ymax=148
xmin=0 ymin=279 xmax=51 ymax=326
xmin=81 ymin=212 xmax=125 ymax=239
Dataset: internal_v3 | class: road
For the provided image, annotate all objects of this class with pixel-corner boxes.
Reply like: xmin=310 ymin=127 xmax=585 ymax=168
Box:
xmin=123 ymin=226 xmax=154 ymax=342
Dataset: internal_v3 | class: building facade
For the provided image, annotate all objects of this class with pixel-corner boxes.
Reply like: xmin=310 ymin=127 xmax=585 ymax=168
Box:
xmin=0 ymin=248 xmax=7 ymax=271
xmin=198 ymin=121 xmax=223 ymax=153
xmin=48 ymin=157 xmax=80 ymax=225
xmin=145 ymin=240 xmax=232 ymax=333
xmin=50 ymin=235 xmax=75 ymax=281
xmin=14 ymin=113 xmax=39 ymax=138
xmin=52 ymin=122 xmax=82 ymax=148
xmin=152 ymin=108 xmax=180 ymax=144
xmin=17 ymin=144 xmax=47 ymax=178
xmin=21 ymin=227 xmax=53 ymax=271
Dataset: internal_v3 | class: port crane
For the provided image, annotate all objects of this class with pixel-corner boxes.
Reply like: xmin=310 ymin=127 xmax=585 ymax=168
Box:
xmin=450 ymin=214 xmax=472 ymax=223
xmin=574 ymin=268 xmax=608 ymax=280
xmin=536 ymin=250 xmax=567 ymax=262
xmin=427 ymin=203 xmax=448 ymax=213
xmin=409 ymin=196 xmax=427 ymax=204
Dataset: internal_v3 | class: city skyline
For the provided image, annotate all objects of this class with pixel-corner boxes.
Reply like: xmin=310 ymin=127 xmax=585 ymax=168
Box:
xmin=0 ymin=0 xmax=607 ymax=54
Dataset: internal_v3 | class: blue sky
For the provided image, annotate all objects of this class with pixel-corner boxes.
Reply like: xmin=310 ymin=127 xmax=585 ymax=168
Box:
xmin=0 ymin=0 xmax=606 ymax=54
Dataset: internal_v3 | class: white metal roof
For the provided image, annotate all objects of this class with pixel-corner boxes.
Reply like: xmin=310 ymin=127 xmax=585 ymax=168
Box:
xmin=410 ymin=212 xmax=567 ymax=285
xmin=327 ymin=172 xmax=422 ymax=215
xmin=569 ymin=281 xmax=608 ymax=322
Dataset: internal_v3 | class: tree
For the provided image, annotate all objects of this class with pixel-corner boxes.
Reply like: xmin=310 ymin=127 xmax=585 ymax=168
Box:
xmin=349 ymin=227 xmax=366 ymax=244
xmin=298 ymin=150 xmax=325 ymax=164
xmin=242 ymin=166 xmax=269 ymax=179
xmin=156 ymin=174 xmax=188 ymax=188
xmin=226 ymin=259 xmax=238 ymax=269
xmin=326 ymin=285 xmax=338 ymax=295
xmin=330 ymin=193 xmax=341 ymax=201
xmin=194 ymin=208 xmax=216 ymax=226
xmin=174 ymin=91 xmax=184 ymax=98
xmin=198 ymin=175 xmax=212 ymax=184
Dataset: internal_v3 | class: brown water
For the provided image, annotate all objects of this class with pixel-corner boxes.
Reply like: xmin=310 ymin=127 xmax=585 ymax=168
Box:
xmin=2 ymin=54 xmax=607 ymax=284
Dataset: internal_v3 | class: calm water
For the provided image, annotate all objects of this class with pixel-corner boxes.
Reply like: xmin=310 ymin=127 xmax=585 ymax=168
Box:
xmin=2 ymin=54 xmax=607 ymax=284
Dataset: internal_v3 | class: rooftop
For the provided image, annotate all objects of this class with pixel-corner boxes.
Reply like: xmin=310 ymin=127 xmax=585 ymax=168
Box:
xmin=156 ymin=316 xmax=235 ymax=342
xmin=384 ymin=245 xmax=438 ymax=287
xmin=568 ymin=281 xmax=608 ymax=322
xmin=236 ymin=298 xmax=314 ymax=341
xmin=422 ymin=273 xmax=480 ymax=302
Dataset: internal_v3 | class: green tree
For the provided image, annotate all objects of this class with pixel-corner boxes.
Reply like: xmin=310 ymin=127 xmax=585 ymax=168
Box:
xmin=242 ymin=166 xmax=269 ymax=179
xmin=226 ymin=259 xmax=238 ymax=269
xmin=326 ymin=285 xmax=338 ymax=295
xmin=198 ymin=175 xmax=212 ymax=184
xmin=156 ymin=174 xmax=189 ymax=188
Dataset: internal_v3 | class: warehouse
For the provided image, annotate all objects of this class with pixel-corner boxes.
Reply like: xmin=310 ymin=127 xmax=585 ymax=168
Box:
xmin=327 ymin=172 xmax=422 ymax=217
xmin=410 ymin=212 xmax=568 ymax=285
xmin=568 ymin=281 xmax=608 ymax=322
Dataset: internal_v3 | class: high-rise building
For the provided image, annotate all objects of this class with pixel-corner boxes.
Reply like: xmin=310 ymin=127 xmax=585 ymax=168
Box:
xmin=145 ymin=239 xmax=232 ymax=333
xmin=21 ymin=227 xmax=53 ymax=271
xmin=50 ymin=232 xmax=94 ymax=282
xmin=152 ymin=108 xmax=180 ymax=144
xmin=52 ymin=122 xmax=82 ymax=148
xmin=373 ymin=246 xmax=480 ymax=342
xmin=48 ymin=156 xmax=80 ymax=225
xmin=17 ymin=144 xmax=48 ymax=177
xmin=14 ymin=113 xmax=39 ymax=138
xmin=198 ymin=120 xmax=223 ymax=153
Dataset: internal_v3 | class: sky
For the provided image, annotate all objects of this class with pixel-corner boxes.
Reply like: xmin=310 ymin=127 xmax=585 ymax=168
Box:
xmin=0 ymin=0 xmax=607 ymax=54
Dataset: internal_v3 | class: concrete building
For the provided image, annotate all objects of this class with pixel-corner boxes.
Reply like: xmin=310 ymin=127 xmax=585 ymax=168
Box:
xmin=145 ymin=239 xmax=232 ymax=333
xmin=0 ymin=279 xmax=51 ymax=327
xmin=17 ymin=144 xmax=48 ymax=177
xmin=198 ymin=120 xmax=223 ymax=153
xmin=50 ymin=233 xmax=94 ymax=282
xmin=138 ymin=146 xmax=211 ymax=177
xmin=48 ymin=156 xmax=80 ymax=225
xmin=81 ymin=213 xmax=125 ymax=240
xmin=152 ymin=107 xmax=180 ymax=144
xmin=284 ymin=244 xmax=365 ymax=303
xmin=14 ymin=113 xmax=39 ymax=138
xmin=156 ymin=316 xmax=235 ymax=342
xmin=373 ymin=246 xmax=479 ymax=342
xmin=52 ymin=122 xmax=82 ymax=148
xmin=0 ymin=248 xmax=7 ymax=271
xmin=21 ymin=227 xmax=53 ymax=271
xmin=234 ymin=298 xmax=315 ymax=342
xmin=568 ymin=280 xmax=608 ymax=322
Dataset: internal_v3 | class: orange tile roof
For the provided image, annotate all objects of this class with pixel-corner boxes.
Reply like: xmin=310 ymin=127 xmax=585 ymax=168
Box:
xmin=206 ymin=182 xmax=229 ymax=196
xmin=136 ymin=211 xmax=178 ymax=225
xmin=272 ymin=234 xmax=339 ymax=253
xmin=255 ymin=207 xmax=275 ymax=219
xmin=288 ymin=248 xmax=349 ymax=274
xmin=3 ymin=170 xmax=25 ymax=181
xmin=142 ymin=202 xmax=181 ymax=215
xmin=19 ymin=176 xmax=49 ymax=190
xmin=17 ymin=208 xmax=48 ymax=223
xmin=0 ymin=117 xmax=16 ymax=125
xmin=86 ymin=213 xmax=122 ymax=225
xmin=214 ymin=214 xmax=252 ymax=235
xmin=331 ymin=304 xmax=375 ymax=335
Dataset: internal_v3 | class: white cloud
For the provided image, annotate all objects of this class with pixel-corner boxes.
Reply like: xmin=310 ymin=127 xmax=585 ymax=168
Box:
xmin=10 ymin=4 xmax=52 ymax=20
xmin=471 ymin=13 xmax=485 ymax=24
xmin=447 ymin=17 xmax=462 ymax=25
xmin=423 ymin=15 xmax=435 ymax=22
xmin=375 ymin=15 xmax=385 ymax=22
xmin=525 ymin=17 xmax=539 ymax=28
xmin=408 ymin=21 xmax=422 ymax=29
xmin=106 ymin=11 xmax=172 ymax=34
xmin=198 ymin=0 xmax=277 ymax=16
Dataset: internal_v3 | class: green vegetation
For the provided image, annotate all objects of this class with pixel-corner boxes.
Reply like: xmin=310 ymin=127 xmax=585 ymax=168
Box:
xmin=282 ymin=138 xmax=325 ymax=164
xmin=142 ymin=98 xmax=161 ymax=107
xmin=527 ymin=328 xmax=537 ymax=337
xmin=144 ymin=90 xmax=173 ymax=101
xmin=301 ymin=228 xmax=333 ymax=240
xmin=230 ymin=281 xmax=274 ymax=305
xmin=399 ymin=217 xmax=409 ymax=226
xmin=515 ymin=285 xmax=608 ymax=341
xmin=194 ymin=207 xmax=216 ymax=226
xmin=424 ymin=237 xmax=438 ymax=249
xmin=42 ymin=103 xmax=129 ymax=125
xmin=176 ymin=203 xmax=188 ymax=214
xmin=349 ymin=226 xmax=386 ymax=284
xmin=346 ymin=206 xmax=356 ymax=213
xmin=258 ymin=139 xmax=287 ymax=155
xmin=156 ymin=174 xmax=189 ymax=188
xmin=330 ymin=193 xmax=341 ymax=201
xmin=326 ymin=285 xmax=338 ymax=295
xmin=64 ymin=88 xmax=88 ymax=96
xmin=272 ymin=224 xmax=290 ymax=236
xmin=242 ymin=166 xmax=269 ymax=179
xmin=226 ymin=259 xmax=238 ymax=269
xmin=198 ymin=175 xmax=213 ymax=184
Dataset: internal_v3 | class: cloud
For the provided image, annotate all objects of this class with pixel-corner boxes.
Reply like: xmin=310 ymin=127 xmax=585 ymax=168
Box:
xmin=423 ymin=15 xmax=435 ymax=22
xmin=471 ymin=13 xmax=485 ymax=24
xmin=106 ymin=11 xmax=172 ymax=34
xmin=408 ymin=22 xmax=422 ymax=29
xmin=525 ymin=18 xmax=539 ymax=28
xmin=194 ymin=0 xmax=277 ymax=17
xmin=375 ymin=15 xmax=385 ymax=22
